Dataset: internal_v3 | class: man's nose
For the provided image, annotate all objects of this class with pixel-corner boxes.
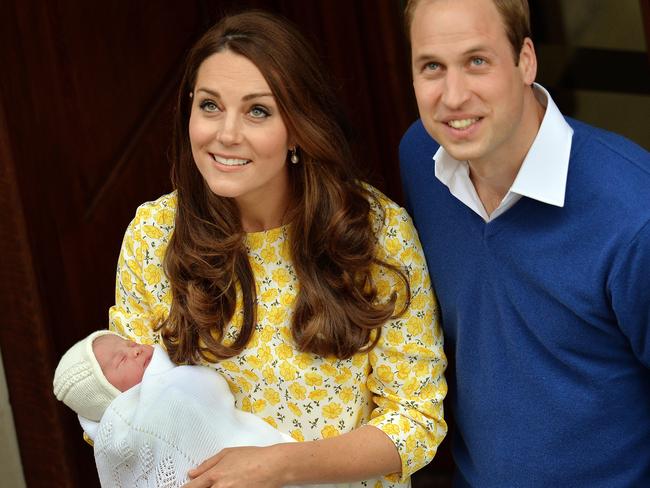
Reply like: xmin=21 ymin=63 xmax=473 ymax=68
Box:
xmin=441 ymin=69 xmax=471 ymax=109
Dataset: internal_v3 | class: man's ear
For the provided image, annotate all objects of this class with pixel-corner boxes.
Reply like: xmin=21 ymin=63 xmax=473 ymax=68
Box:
xmin=518 ymin=37 xmax=537 ymax=85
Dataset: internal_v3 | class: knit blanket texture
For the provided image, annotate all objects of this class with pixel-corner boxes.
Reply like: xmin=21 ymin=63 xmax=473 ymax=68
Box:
xmin=81 ymin=346 xmax=342 ymax=488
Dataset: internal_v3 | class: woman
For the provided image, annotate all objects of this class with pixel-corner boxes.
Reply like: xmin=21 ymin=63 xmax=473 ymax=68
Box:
xmin=109 ymin=10 xmax=446 ymax=488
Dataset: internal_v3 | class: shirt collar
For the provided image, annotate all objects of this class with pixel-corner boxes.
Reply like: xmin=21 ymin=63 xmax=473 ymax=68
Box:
xmin=434 ymin=83 xmax=574 ymax=208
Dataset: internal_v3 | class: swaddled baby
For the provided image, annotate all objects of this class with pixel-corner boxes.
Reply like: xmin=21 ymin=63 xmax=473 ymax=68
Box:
xmin=54 ymin=330 xmax=343 ymax=488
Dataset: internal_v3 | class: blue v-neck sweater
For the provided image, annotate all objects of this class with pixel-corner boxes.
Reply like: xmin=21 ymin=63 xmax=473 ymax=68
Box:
xmin=400 ymin=117 xmax=650 ymax=487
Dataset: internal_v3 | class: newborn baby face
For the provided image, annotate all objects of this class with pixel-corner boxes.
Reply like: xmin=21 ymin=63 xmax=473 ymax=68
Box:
xmin=93 ymin=335 xmax=154 ymax=392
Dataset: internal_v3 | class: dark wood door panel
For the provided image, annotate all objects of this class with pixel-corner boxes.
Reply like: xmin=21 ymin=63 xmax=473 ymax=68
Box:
xmin=62 ymin=105 xmax=176 ymax=341
xmin=8 ymin=1 xmax=196 ymax=224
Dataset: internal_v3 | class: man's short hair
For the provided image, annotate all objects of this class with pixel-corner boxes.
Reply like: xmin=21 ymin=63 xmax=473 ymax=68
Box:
xmin=404 ymin=0 xmax=532 ymax=64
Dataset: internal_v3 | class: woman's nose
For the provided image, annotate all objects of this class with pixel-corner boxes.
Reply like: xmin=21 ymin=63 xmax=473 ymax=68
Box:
xmin=217 ymin=115 xmax=242 ymax=146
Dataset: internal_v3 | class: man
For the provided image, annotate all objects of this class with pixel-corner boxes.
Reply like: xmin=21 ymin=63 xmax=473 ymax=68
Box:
xmin=399 ymin=0 xmax=650 ymax=486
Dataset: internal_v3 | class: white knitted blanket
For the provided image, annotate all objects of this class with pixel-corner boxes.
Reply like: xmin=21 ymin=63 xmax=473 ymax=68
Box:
xmin=81 ymin=346 xmax=344 ymax=488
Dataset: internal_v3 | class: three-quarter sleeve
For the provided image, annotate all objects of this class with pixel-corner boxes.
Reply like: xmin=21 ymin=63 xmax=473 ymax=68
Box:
xmin=365 ymin=200 xmax=447 ymax=481
xmin=108 ymin=194 xmax=176 ymax=344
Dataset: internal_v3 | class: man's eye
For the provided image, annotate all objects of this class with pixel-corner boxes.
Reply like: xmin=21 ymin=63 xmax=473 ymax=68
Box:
xmin=471 ymin=58 xmax=486 ymax=66
xmin=199 ymin=100 xmax=219 ymax=112
xmin=425 ymin=62 xmax=440 ymax=71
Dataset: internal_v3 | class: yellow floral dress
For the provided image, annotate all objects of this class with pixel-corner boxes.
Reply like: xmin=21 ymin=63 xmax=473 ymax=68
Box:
xmin=109 ymin=185 xmax=447 ymax=487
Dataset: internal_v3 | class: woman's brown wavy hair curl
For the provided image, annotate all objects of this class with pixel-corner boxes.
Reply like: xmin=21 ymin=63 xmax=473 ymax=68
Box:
xmin=160 ymin=10 xmax=410 ymax=364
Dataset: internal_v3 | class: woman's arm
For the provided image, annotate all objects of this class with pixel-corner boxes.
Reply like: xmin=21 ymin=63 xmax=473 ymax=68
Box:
xmin=362 ymin=197 xmax=448 ymax=481
xmin=185 ymin=424 xmax=400 ymax=487
xmin=109 ymin=194 xmax=176 ymax=343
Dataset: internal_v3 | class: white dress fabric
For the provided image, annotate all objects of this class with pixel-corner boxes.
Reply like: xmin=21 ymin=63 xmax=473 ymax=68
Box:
xmin=81 ymin=346 xmax=344 ymax=488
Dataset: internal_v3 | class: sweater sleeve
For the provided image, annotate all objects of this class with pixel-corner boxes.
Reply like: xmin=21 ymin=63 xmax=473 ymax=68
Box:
xmin=365 ymin=200 xmax=448 ymax=481
xmin=108 ymin=195 xmax=175 ymax=344
xmin=399 ymin=119 xmax=440 ymax=220
xmin=609 ymin=219 xmax=650 ymax=368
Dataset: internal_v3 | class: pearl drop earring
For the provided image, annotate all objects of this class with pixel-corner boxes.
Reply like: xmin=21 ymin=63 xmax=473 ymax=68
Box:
xmin=290 ymin=147 xmax=299 ymax=164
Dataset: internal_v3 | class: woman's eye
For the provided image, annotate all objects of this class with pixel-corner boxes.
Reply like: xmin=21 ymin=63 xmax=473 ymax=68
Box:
xmin=249 ymin=106 xmax=270 ymax=118
xmin=199 ymin=100 xmax=219 ymax=112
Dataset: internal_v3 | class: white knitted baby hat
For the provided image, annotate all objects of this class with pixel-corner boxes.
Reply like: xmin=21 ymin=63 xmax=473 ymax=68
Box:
xmin=53 ymin=330 xmax=122 ymax=421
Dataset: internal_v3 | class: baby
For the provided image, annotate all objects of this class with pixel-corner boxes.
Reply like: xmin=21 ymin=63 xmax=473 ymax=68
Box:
xmin=53 ymin=330 xmax=153 ymax=421
xmin=54 ymin=331 xmax=341 ymax=488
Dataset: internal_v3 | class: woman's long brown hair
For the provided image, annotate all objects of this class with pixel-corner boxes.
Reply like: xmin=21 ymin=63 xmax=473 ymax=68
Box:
xmin=160 ymin=10 xmax=409 ymax=364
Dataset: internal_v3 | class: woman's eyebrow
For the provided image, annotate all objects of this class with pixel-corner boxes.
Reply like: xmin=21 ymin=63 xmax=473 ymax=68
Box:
xmin=194 ymin=87 xmax=273 ymax=102
xmin=242 ymin=92 xmax=273 ymax=101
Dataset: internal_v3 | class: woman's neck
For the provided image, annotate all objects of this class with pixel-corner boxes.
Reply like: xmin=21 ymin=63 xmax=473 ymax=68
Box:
xmin=237 ymin=188 xmax=292 ymax=233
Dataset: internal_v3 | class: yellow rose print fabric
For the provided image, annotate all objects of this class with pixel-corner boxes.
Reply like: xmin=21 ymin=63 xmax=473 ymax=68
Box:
xmin=109 ymin=185 xmax=447 ymax=487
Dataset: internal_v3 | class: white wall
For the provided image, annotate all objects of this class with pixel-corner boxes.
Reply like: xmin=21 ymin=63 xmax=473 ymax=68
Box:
xmin=0 ymin=349 xmax=26 ymax=488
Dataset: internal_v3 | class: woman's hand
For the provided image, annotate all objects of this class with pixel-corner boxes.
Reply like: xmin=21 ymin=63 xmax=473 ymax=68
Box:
xmin=182 ymin=445 xmax=289 ymax=488
xmin=182 ymin=425 xmax=401 ymax=487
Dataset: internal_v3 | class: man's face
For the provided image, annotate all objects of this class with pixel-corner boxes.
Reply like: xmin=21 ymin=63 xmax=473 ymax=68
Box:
xmin=410 ymin=0 xmax=536 ymax=166
xmin=93 ymin=335 xmax=154 ymax=392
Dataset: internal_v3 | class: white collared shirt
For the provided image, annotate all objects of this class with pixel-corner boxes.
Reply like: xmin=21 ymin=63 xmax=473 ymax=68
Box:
xmin=433 ymin=84 xmax=574 ymax=222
